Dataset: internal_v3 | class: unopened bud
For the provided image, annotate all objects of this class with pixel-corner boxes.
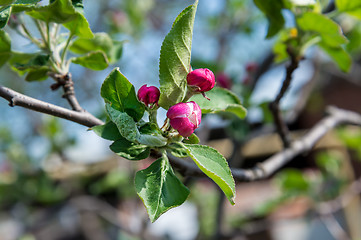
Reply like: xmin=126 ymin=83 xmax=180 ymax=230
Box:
xmin=187 ymin=68 xmax=215 ymax=92
xmin=137 ymin=84 xmax=160 ymax=106
xmin=166 ymin=101 xmax=202 ymax=137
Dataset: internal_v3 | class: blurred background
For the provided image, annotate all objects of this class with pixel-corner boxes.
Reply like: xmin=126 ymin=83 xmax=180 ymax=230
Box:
xmin=1 ymin=0 xmax=361 ymax=239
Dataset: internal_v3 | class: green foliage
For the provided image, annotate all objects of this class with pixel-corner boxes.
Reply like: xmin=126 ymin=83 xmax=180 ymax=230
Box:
xmin=101 ymin=68 xmax=145 ymax=121
xmin=275 ymin=169 xmax=310 ymax=194
xmin=137 ymin=123 xmax=167 ymax=147
xmin=297 ymin=12 xmax=351 ymax=72
xmin=336 ymin=0 xmax=361 ymax=19
xmin=8 ymin=53 xmax=52 ymax=81
xmin=167 ymin=143 xmax=189 ymax=158
xmin=71 ymin=50 xmax=108 ymax=70
xmin=26 ymin=0 xmax=93 ymax=38
xmin=183 ymin=133 xmax=200 ymax=144
xmin=135 ymin=155 xmax=190 ymax=222
xmin=158 ymin=0 xmax=198 ymax=109
xmin=253 ymin=0 xmax=285 ymax=38
xmin=91 ymin=121 xmax=122 ymax=141
xmin=110 ymin=139 xmax=150 ymax=160
xmin=0 ymin=30 xmax=11 ymax=67
xmin=105 ymin=104 xmax=140 ymax=142
xmin=184 ymin=144 xmax=236 ymax=205
xmin=319 ymin=43 xmax=352 ymax=72
xmin=190 ymin=87 xmax=247 ymax=119
xmin=69 ymin=32 xmax=124 ymax=63
xmin=0 ymin=6 xmax=11 ymax=29
xmin=0 ymin=0 xmax=15 ymax=6
xmin=297 ymin=12 xmax=348 ymax=47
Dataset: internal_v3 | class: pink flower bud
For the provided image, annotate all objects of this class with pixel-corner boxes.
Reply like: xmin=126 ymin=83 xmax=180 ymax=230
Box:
xmin=137 ymin=84 xmax=160 ymax=106
xmin=166 ymin=101 xmax=202 ymax=137
xmin=245 ymin=62 xmax=258 ymax=73
xmin=187 ymin=68 xmax=215 ymax=92
xmin=216 ymin=72 xmax=232 ymax=89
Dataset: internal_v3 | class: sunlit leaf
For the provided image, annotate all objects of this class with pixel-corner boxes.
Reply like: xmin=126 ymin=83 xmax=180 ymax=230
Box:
xmin=184 ymin=144 xmax=236 ymax=205
xmin=71 ymin=50 xmax=108 ymax=70
xmin=110 ymin=139 xmax=150 ymax=160
xmin=297 ymin=12 xmax=348 ymax=47
xmin=190 ymin=87 xmax=247 ymax=119
xmin=0 ymin=6 xmax=11 ymax=29
xmin=158 ymin=0 xmax=198 ymax=109
xmin=253 ymin=0 xmax=285 ymax=38
xmin=101 ymin=68 xmax=145 ymax=121
xmin=0 ymin=30 xmax=11 ymax=67
xmin=135 ymin=155 xmax=190 ymax=222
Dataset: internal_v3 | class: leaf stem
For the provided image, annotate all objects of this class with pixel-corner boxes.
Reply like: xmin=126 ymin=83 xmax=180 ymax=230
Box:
xmin=34 ymin=19 xmax=49 ymax=49
xmin=19 ymin=23 xmax=42 ymax=48
xmin=61 ymin=33 xmax=74 ymax=67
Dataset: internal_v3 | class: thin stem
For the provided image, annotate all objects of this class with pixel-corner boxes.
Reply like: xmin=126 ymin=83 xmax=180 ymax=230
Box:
xmin=61 ymin=33 xmax=74 ymax=68
xmin=19 ymin=23 xmax=42 ymax=48
xmin=269 ymin=49 xmax=300 ymax=148
xmin=34 ymin=19 xmax=48 ymax=49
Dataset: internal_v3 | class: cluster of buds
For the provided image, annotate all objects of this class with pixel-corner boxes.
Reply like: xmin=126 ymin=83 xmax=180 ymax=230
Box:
xmin=137 ymin=68 xmax=216 ymax=137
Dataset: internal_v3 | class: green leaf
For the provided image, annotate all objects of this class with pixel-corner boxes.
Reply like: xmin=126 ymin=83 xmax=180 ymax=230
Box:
xmin=101 ymin=68 xmax=145 ymax=121
xmin=184 ymin=143 xmax=236 ymax=205
xmin=253 ymin=0 xmax=285 ymax=38
xmin=63 ymin=12 xmax=93 ymax=38
xmin=91 ymin=121 xmax=122 ymax=141
xmin=26 ymin=0 xmax=93 ymax=38
xmin=71 ymin=0 xmax=83 ymax=12
xmin=137 ymin=123 xmax=167 ymax=147
xmin=106 ymin=104 xmax=140 ymax=142
xmin=319 ymin=43 xmax=351 ymax=72
xmin=0 ymin=0 xmax=15 ymax=6
xmin=183 ymin=133 xmax=199 ymax=144
xmin=158 ymin=0 xmax=198 ymax=109
xmin=0 ymin=6 xmax=11 ymax=29
xmin=297 ymin=12 xmax=348 ymax=47
xmin=336 ymin=0 xmax=361 ymax=19
xmin=135 ymin=155 xmax=190 ymax=222
xmin=0 ymin=30 xmax=11 ymax=67
xmin=110 ymin=139 xmax=150 ymax=160
xmin=167 ymin=143 xmax=188 ymax=158
xmin=190 ymin=87 xmax=247 ymax=119
xmin=71 ymin=50 xmax=108 ymax=70
xmin=25 ymin=67 xmax=49 ymax=81
xmin=12 ymin=54 xmax=49 ymax=70
xmin=275 ymin=169 xmax=310 ymax=193
xmin=11 ymin=0 xmax=40 ymax=12
xmin=69 ymin=32 xmax=124 ymax=63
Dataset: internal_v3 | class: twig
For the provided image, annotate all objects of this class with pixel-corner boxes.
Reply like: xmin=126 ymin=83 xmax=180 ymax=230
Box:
xmin=319 ymin=214 xmax=351 ymax=240
xmin=0 ymin=85 xmax=104 ymax=127
xmin=269 ymin=49 xmax=300 ymax=148
xmin=169 ymin=106 xmax=361 ymax=182
xmin=49 ymin=72 xmax=83 ymax=112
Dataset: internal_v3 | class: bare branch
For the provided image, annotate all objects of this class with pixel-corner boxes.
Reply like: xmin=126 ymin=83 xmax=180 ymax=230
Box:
xmin=0 ymin=85 xmax=104 ymax=127
xmin=49 ymin=72 xmax=83 ymax=111
xmin=269 ymin=50 xmax=300 ymax=148
xmin=169 ymin=106 xmax=361 ymax=182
